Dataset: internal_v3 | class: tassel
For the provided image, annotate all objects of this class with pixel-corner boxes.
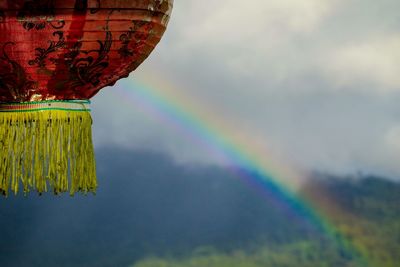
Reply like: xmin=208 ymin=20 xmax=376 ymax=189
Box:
xmin=0 ymin=100 xmax=97 ymax=196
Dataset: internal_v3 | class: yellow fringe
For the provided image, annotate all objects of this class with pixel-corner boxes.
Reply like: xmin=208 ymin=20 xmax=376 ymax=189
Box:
xmin=0 ymin=110 xmax=97 ymax=196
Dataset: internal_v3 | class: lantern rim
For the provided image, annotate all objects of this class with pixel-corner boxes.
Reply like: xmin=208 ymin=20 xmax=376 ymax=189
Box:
xmin=0 ymin=100 xmax=91 ymax=113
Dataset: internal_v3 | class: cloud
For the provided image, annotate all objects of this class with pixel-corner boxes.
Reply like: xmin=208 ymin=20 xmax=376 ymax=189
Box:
xmin=321 ymin=35 xmax=400 ymax=91
xmin=176 ymin=0 xmax=336 ymax=44
xmin=385 ymin=126 xmax=400 ymax=149
xmin=157 ymin=0 xmax=339 ymax=85
xmin=92 ymin=0 xmax=400 ymax=179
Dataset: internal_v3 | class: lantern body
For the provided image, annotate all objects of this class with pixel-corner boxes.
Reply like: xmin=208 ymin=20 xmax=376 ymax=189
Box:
xmin=0 ymin=0 xmax=173 ymax=195
xmin=0 ymin=0 xmax=172 ymax=102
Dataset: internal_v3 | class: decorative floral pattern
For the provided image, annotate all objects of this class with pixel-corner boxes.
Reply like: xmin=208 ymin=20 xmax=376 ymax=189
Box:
xmin=64 ymin=30 xmax=112 ymax=89
xmin=0 ymin=43 xmax=37 ymax=101
xmin=0 ymin=0 xmax=173 ymax=102
xmin=118 ymin=22 xmax=154 ymax=59
xmin=17 ymin=0 xmax=66 ymax=31
xmin=28 ymin=31 xmax=66 ymax=68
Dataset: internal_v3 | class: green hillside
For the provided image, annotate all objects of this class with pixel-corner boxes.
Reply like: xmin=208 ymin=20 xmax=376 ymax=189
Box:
xmin=0 ymin=150 xmax=398 ymax=267
xmin=133 ymin=176 xmax=400 ymax=267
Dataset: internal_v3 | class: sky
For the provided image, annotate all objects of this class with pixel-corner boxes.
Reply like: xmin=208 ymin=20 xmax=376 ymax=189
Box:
xmin=92 ymin=0 xmax=400 ymax=179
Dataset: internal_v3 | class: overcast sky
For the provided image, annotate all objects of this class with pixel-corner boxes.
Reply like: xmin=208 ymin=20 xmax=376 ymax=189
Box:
xmin=92 ymin=0 xmax=400 ymax=179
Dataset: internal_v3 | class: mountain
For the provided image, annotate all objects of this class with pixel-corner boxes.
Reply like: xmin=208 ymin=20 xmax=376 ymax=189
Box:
xmin=0 ymin=148 xmax=398 ymax=267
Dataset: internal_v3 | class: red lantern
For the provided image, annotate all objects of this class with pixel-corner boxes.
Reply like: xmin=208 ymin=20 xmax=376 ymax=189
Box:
xmin=0 ymin=0 xmax=173 ymax=195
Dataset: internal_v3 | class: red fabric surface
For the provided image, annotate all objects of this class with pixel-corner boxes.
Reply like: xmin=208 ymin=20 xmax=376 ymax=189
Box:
xmin=0 ymin=0 xmax=172 ymax=102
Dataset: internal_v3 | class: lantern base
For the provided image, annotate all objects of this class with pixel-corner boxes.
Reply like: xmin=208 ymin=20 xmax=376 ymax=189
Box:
xmin=0 ymin=100 xmax=97 ymax=196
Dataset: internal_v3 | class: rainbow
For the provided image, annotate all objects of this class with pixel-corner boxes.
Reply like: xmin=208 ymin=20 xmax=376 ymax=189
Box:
xmin=104 ymin=75 xmax=370 ymax=266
